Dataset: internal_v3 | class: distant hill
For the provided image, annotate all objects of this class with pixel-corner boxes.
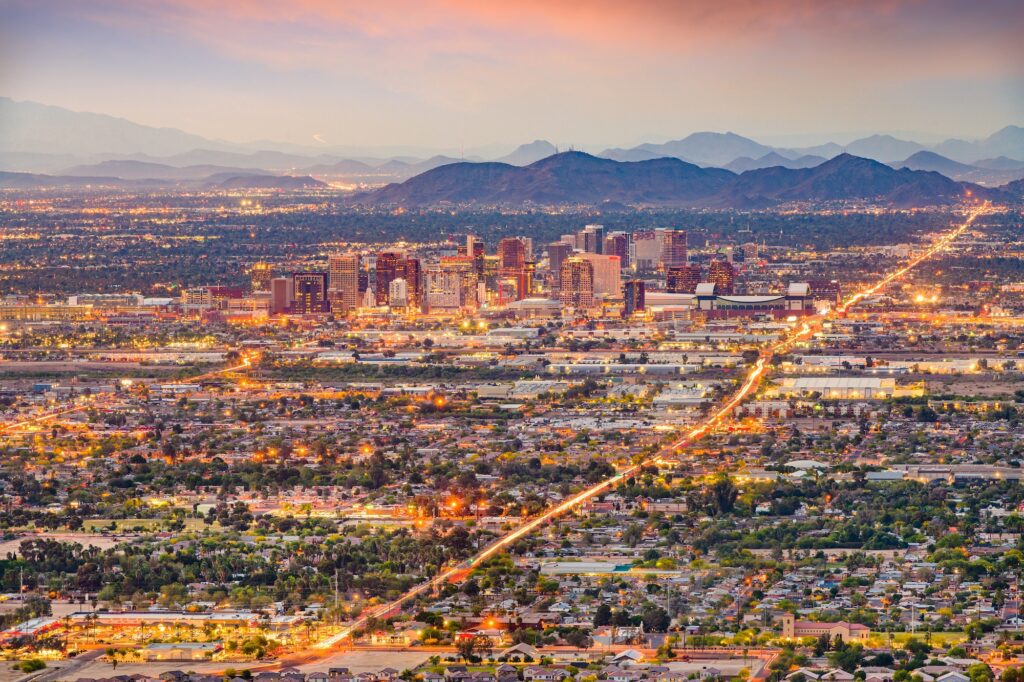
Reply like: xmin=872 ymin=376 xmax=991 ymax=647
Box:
xmin=364 ymin=152 xmax=734 ymax=206
xmin=151 ymin=148 xmax=330 ymax=170
xmin=782 ymin=141 xmax=844 ymax=159
xmin=1002 ymin=178 xmax=1024 ymax=198
xmin=0 ymin=168 xmax=325 ymax=190
xmin=973 ymin=156 xmax=1024 ymax=171
xmin=211 ymin=174 xmax=327 ymax=190
xmin=0 ymin=97 xmax=225 ymax=157
xmin=719 ymin=154 xmax=978 ymax=207
xmin=844 ymin=135 xmax=926 ymax=162
xmin=893 ymin=151 xmax=1024 ymax=185
xmin=597 ymin=148 xmax=671 ymax=163
xmin=300 ymin=159 xmax=377 ymax=175
xmin=933 ymin=125 xmax=1024 ymax=163
xmin=496 ymin=140 xmax=559 ymax=165
xmin=724 ymin=152 xmax=827 ymax=173
xmin=894 ymin=150 xmax=975 ymax=175
xmin=61 ymin=160 xmax=272 ymax=180
xmin=0 ymin=170 xmax=159 ymax=189
xmin=631 ymin=132 xmax=774 ymax=166
xmin=360 ymin=151 xmax=994 ymax=208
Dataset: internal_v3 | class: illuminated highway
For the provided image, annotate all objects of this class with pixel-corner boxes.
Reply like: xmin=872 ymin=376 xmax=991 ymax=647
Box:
xmin=308 ymin=202 xmax=991 ymax=654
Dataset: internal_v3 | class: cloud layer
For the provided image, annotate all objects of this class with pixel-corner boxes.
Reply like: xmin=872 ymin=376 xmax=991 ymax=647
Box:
xmin=1 ymin=0 xmax=1021 ymax=149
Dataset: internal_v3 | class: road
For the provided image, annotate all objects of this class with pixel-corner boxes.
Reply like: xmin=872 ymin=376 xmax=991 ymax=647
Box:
xmin=297 ymin=203 xmax=990 ymax=659
xmin=27 ymin=648 xmax=104 ymax=682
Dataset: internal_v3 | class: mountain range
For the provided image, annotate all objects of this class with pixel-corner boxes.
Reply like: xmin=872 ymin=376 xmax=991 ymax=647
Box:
xmin=358 ymin=151 xmax=1013 ymax=209
xmin=2 ymin=98 xmax=1023 ymax=178
xmin=0 ymin=169 xmax=325 ymax=191
xmin=1 ymin=97 xmax=1023 ymax=198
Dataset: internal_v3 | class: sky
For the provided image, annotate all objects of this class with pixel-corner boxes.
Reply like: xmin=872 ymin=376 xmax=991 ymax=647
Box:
xmin=1 ymin=0 xmax=1022 ymax=152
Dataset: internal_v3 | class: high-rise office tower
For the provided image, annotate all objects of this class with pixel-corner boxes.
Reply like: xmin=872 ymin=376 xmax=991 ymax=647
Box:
xmin=521 ymin=237 xmax=533 ymax=261
xmin=250 ymin=262 xmax=272 ymax=293
xmin=292 ymin=272 xmax=328 ymax=313
xmin=578 ymin=253 xmax=622 ymax=297
xmin=425 ymin=267 xmax=461 ymax=311
xmin=632 ymin=230 xmax=662 ymax=270
xmin=389 ymin=278 xmax=409 ymax=308
xmin=436 ymin=255 xmax=480 ymax=311
xmin=497 ymin=238 xmax=528 ymax=302
xmin=667 ymin=264 xmax=703 ymax=294
xmin=661 ymin=229 xmax=687 ymax=270
xmin=498 ymin=237 xmax=527 ymax=270
xmin=708 ymin=260 xmax=736 ymax=295
xmin=579 ymin=224 xmax=605 ymax=254
xmin=624 ymin=280 xmax=646 ymax=317
xmin=559 ymin=256 xmax=595 ymax=310
xmin=328 ymin=253 xmax=360 ymax=313
xmin=375 ymin=251 xmax=403 ymax=306
xmin=522 ymin=261 xmax=535 ymax=300
xmin=459 ymin=235 xmax=485 ymax=275
xmin=396 ymin=258 xmax=422 ymax=311
xmin=604 ymin=232 xmax=631 ymax=270
xmin=547 ymin=242 xmax=575 ymax=291
xmin=270 ymin=277 xmax=292 ymax=314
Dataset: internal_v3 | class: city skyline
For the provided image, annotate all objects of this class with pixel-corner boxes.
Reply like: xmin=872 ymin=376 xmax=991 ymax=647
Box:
xmin=2 ymin=1 xmax=1024 ymax=679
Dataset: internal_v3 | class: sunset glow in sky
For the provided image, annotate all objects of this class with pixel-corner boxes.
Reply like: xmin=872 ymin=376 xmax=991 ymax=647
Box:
xmin=1 ymin=0 xmax=1022 ymax=150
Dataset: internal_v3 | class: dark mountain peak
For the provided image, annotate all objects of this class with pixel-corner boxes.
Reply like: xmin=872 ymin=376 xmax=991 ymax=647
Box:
xmin=597 ymin=147 xmax=671 ymax=163
xmin=725 ymin=152 xmax=825 ymax=173
xmin=526 ymin=150 xmax=611 ymax=169
xmin=904 ymin=150 xmax=949 ymax=162
xmin=1002 ymin=178 xmax=1024 ymax=197
xmin=897 ymin=151 xmax=973 ymax=173
xmin=360 ymin=151 xmax=986 ymax=208
xmin=815 ymin=152 xmax=884 ymax=170
xmin=213 ymin=174 xmax=326 ymax=190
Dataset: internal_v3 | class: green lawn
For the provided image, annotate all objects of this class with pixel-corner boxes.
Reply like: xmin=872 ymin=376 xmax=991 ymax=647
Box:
xmin=873 ymin=631 xmax=968 ymax=648
xmin=82 ymin=518 xmax=218 ymax=532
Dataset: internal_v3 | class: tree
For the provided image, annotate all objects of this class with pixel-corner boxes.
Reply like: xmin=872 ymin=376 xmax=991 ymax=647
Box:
xmin=967 ymin=664 xmax=994 ymax=682
xmin=656 ymin=635 xmax=679 ymax=661
xmin=594 ymin=603 xmax=612 ymax=627
xmin=904 ymin=638 xmax=931 ymax=659
xmin=828 ymin=643 xmax=865 ymax=672
xmin=564 ymin=629 xmax=592 ymax=649
xmin=455 ymin=635 xmax=478 ymax=662
xmin=814 ymin=633 xmax=831 ymax=656
xmin=17 ymin=659 xmax=46 ymax=673
xmin=641 ymin=606 xmax=671 ymax=632
xmin=709 ymin=474 xmax=738 ymax=514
